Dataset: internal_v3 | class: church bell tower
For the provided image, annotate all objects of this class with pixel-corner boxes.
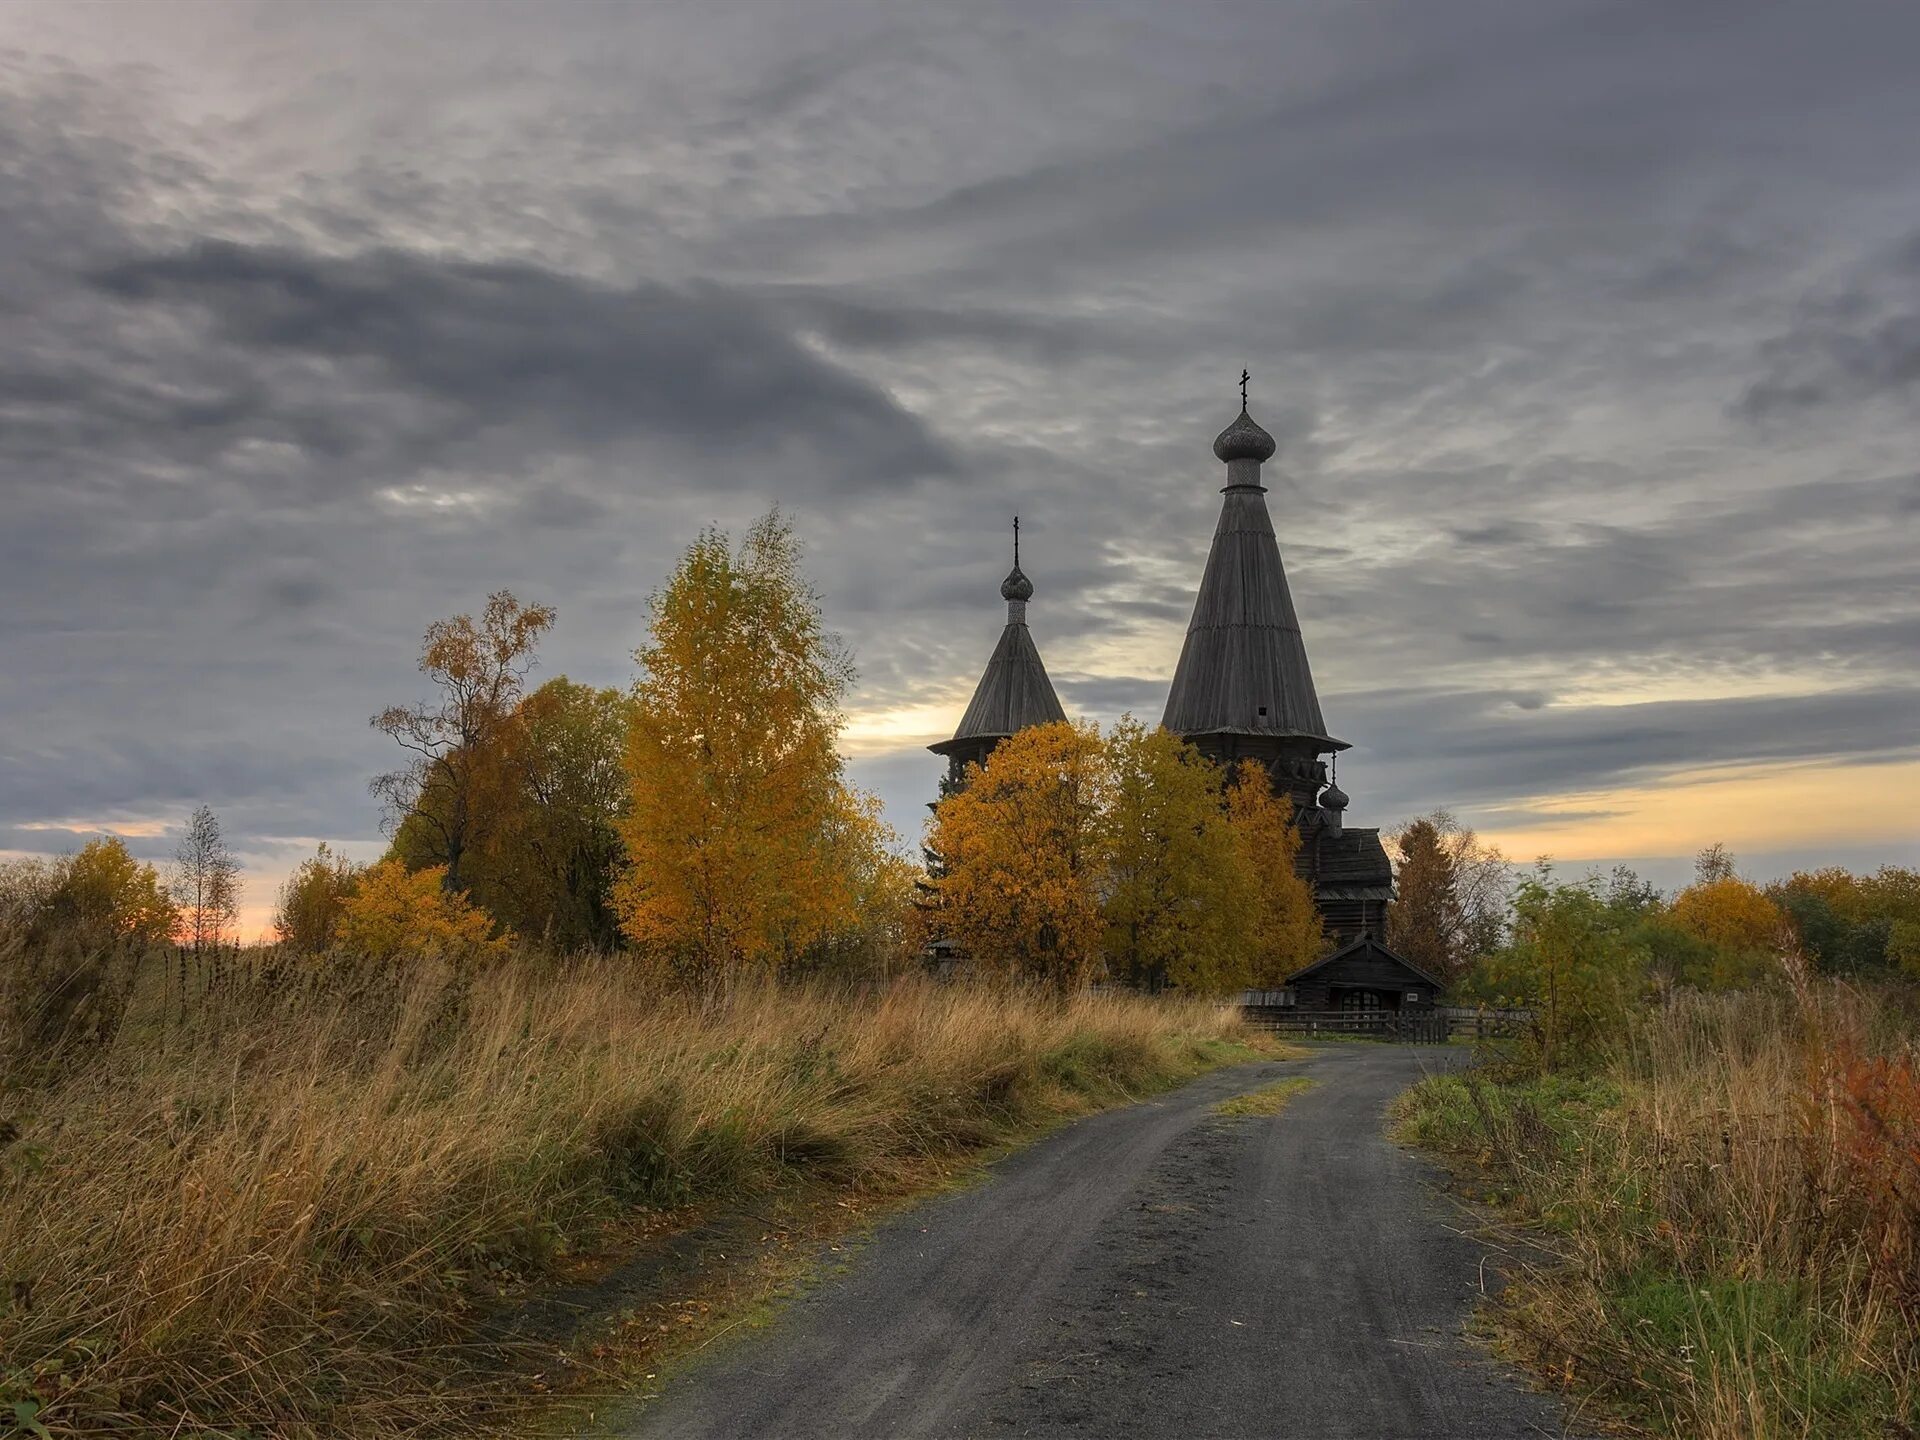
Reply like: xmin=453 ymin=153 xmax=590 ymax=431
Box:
xmin=1161 ymin=380 xmax=1394 ymax=944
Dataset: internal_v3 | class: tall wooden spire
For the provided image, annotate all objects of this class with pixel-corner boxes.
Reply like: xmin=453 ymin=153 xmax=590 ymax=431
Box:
xmin=929 ymin=523 xmax=1067 ymax=788
xmin=1162 ymin=396 xmax=1344 ymax=806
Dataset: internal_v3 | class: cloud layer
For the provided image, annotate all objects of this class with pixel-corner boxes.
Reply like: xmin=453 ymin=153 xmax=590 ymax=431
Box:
xmin=3 ymin=0 xmax=1917 ymax=917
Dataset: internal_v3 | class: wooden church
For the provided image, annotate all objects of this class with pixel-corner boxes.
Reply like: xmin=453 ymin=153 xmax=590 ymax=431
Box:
xmin=929 ymin=385 xmax=1442 ymax=1010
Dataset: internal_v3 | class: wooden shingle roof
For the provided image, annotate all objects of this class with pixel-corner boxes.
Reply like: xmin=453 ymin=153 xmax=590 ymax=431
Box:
xmin=1162 ymin=410 xmax=1344 ymax=751
xmin=929 ymin=572 xmax=1066 ymax=756
xmin=1285 ymin=934 xmax=1445 ymax=992
xmin=1315 ymin=828 xmax=1393 ymax=886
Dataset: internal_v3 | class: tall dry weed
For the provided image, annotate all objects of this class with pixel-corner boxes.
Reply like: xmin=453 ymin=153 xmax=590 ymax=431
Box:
xmin=0 ymin=954 xmax=1240 ymax=1435
xmin=1407 ymin=977 xmax=1920 ymax=1438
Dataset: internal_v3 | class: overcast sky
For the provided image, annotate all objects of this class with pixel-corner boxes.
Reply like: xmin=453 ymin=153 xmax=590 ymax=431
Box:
xmin=4 ymin=0 xmax=1917 ymax=931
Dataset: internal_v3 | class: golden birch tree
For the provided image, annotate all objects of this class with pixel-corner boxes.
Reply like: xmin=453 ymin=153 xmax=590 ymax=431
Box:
xmin=615 ymin=512 xmax=866 ymax=977
xmin=1223 ymin=761 xmax=1325 ymax=986
xmin=925 ymin=720 xmax=1108 ymax=988
xmin=1099 ymin=719 xmax=1252 ymax=994
xmin=1667 ymin=870 xmax=1784 ymax=987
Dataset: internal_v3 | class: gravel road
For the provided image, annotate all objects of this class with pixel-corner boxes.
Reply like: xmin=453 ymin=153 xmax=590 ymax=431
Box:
xmin=611 ymin=1045 xmax=1577 ymax=1440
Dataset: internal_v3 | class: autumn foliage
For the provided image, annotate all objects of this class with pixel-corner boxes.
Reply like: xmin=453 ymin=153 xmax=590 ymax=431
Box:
xmin=1666 ymin=873 xmax=1784 ymax=987
xmin=334 ymin=859 xmax=508 ymax=965
xmin=1385 ymin=811 xmax=1507 ymax=984
xmin=1100 ymin=720 xmax=1247 ymax=992
xmin=614 ymin=513 xmax=901 ymax=977
xmin=273 ymin=842 xmax=364 ymax=953
xmin=926 ymin=721 xmax=1322 ymax=993
xmin=1 ymin=838 xmax=175 ymax=1055
xmin=1224 ymin=760 xmax=1326 ymax=987
xmin=926 ymin=720 xmax=1109 ymax=987
xmin=372 ymin=589 xmax=556 ymax=895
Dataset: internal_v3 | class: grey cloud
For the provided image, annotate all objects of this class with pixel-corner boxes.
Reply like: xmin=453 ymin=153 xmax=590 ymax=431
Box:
xmin=82 ymin=241 xmax=957 ymax=495
xmin=714 ymin=5 xmax=1920 ymax=295
xmin=3 ymin=0 xmax=1919 ymax=898
xmin=1740 ymin=238 xmax=1920 ymax=418
xmin=1333 ymin=685 xmax=1920 ymax=821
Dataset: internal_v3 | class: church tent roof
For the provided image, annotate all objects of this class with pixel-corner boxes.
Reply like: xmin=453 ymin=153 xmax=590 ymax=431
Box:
xmin=930 ymin=612 xmax=1066 ymax=753
xmin=930 ymin=536 xmax=1067 ymax=757
xmin=1161 ymin=406 xmax=1344 ymax=751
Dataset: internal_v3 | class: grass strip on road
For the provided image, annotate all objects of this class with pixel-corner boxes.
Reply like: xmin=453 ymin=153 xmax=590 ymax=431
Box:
xmin=1212 ymin=1073 xmax=1317 ymax=1117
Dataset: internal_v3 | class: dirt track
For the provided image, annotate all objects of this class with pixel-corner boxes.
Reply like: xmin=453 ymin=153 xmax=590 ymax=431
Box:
xmin=610 ymin=1046 xmax=1579 ymax=1440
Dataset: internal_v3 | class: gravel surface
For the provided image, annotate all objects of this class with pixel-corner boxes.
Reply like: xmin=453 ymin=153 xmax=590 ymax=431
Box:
xmin=610 ymin=1045 xmax=1581 ymax=1440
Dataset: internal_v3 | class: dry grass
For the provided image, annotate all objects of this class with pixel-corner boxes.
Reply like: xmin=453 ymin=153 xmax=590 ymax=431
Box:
xmin=0 ymin=953 xmax=1248 ymax=1437
xmin=1395 ymin=979 xmax=1920 ymax=1438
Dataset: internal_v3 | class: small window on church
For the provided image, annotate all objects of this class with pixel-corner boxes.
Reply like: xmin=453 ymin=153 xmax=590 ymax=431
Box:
xmin=1257 ymin=705 xmax=1268 ymax=716
xmin=1406 ymin=990 xmax=1421 ymax=1004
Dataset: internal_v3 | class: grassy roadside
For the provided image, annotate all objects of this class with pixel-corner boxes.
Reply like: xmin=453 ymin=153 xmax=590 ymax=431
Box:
xmin=0 ymin=959 xmax=1257 ymax=1437
xmin=1392 ymin=984 xmax=1920 ymax=1439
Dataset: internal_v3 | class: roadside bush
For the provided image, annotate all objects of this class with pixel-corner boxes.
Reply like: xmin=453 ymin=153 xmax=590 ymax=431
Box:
xmin=1467 ymin=867 xmax=1650 ymax=1073
xmin=1396 ymin=980 xmax=1920 ymax=1438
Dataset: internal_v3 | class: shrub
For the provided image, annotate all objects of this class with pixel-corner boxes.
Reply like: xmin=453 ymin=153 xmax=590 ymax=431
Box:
xmin=1397 ymin=982 xmax=1920 ymax=1438
xmin=334 ymin=860 xmax=509 ymax=964
xmin=273 ymin=842 xmax=365 ymax=952
xmin=1 ymin=841 xmax=174 ymax=1063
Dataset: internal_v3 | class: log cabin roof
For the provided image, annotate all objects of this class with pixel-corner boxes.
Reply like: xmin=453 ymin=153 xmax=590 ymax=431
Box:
xmin=1161 ymin=409 xmax=1344 ymax=751
xmin=1285 ymin=934 xmax=1445 ymax=992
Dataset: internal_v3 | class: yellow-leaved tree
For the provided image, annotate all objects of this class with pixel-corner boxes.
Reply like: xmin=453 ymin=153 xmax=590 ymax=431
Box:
xmin=273 ymin=843 xmax=365 ymax=954
xmin=1223 ymin=761 xmax=1325 ymax=986
xmin=925 ymin=720 xmax=1108 ymax=988
xmin=2 ymin=838 xmax=175 ymax=1053
xmin=1667 ymin=869 xmax=1784 ymax=987
xmin=1099 ymin=719 xmax=1252 ymax=994
xmin=616 ymin=512 xmax=883 ymax=977
xmin=794 ymin=785 xmax=922 ymax=977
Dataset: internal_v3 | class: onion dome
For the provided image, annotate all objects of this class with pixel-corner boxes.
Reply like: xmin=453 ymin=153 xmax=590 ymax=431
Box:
xmin=1000 ymin=565 xmax=1033 ymax=603
xmin=1319 ymin=780 xmax=1349 ymax=812
xmin=1213 ymin=408 xmax=1277 ymax=464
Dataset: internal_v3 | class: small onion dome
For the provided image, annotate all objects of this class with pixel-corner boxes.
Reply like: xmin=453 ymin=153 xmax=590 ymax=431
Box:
xmin=1213 ymin=408 xmax=1277 ymax=464
xmin=1319 ymin=780 xmax=1349 ymax=811
xmin=1000 ymin=564 xmax=1034 ymax=602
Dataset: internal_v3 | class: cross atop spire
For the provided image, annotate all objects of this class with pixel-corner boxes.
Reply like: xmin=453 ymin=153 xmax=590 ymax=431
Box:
xmin=1240 ymin=368 xmax=1250 ymax=410
xmin=1000 ymin=517 xmax=1033 ymax=609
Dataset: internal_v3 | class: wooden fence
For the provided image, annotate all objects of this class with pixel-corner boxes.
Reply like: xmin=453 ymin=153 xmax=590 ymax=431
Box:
xmin=1436 ymin=1005 xmax=1533 ymax=1041
xmin=1240 ymin=1004 xmax=1532 ymax=1045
